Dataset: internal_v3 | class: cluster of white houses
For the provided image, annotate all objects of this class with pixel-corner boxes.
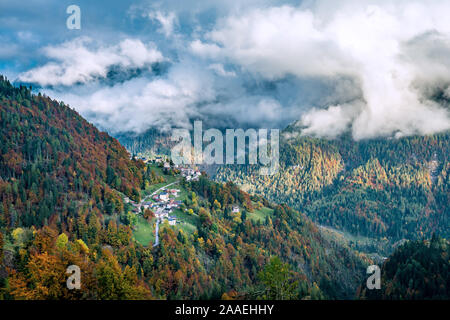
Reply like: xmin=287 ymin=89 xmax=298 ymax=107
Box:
xmin=162 ymin=161 xmax=202 ymax=182
xmin=123 ymin=157 xmax=204 ymax=228
xmin=179 ymin=167 xmax=202 ymax=181
xmin=132 ymin=155 xmax=166 ymax=164
xmin=126 ymin=188 xmax=182 ymax=226
xmin=133 ymin=154 xmax=202 ymax=181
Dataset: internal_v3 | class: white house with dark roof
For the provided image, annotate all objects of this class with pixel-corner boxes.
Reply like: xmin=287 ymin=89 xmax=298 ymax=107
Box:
xmin=159 ymin=192 xmax=169 ymax=202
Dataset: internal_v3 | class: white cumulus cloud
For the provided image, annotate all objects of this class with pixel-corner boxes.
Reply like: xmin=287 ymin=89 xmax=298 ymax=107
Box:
xmin=191 ymin=1 xmax=450 ymax=139
xmin=148 ymin=11 xmax=178 ymax=38
xmin=48 ymin=61 xmax=216 ymax=134
xmin=18 ymin=37 xmax=164 ymax=86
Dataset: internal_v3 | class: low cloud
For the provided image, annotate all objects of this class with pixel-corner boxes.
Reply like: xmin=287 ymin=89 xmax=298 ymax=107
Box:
xmin=10 ymin=0 xmax=450 ymax=140
xmin=18 ymin=37 xmax=164 ymax=86
xmin=191 ymin=1 xmax=450 ymax=139
xmin=48 ymin=61 xmax=216 ymax=134
xmin=208 ymin=64 xmax=236 ymax=77
xmin=148 ymin=11 xmax=178 ymax=38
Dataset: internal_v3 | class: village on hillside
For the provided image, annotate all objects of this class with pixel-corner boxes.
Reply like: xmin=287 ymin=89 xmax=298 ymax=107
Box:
xmin=124 ymin=187 xmax=183 ymax=226
xmin=125 ymin=155 xmax=205 ymax=246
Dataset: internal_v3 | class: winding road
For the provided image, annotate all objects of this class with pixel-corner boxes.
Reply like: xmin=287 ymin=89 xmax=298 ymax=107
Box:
xmin=153 ymin=218 xmax=160 ymax=247
xmin=143 ymin=180 xmax=180 ymax=203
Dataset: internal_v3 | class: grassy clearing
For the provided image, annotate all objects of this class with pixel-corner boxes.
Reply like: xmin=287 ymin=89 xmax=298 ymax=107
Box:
xmin=144 ymin=179 xmax=175 ymax=196
xmin=171 ymin=208 xmax=198 ymax=234
xmin=141 ymin=164 xmax=178 ymax=197
xmin=176 ymin=187 xmax=189 ymax=202
xmin=248 ymin=206 xmax=274 ymax=222
xmin=146 ymin=164 xmax=165 ymax=176
xmin=318 ymin=224 xmax=391 ymax=257
xmin=132 ymin=216 xmax=155 ymax=246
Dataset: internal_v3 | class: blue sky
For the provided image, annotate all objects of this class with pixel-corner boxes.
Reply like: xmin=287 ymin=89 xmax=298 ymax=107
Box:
xmin=1 ymin=0 xmax=450 ymax=139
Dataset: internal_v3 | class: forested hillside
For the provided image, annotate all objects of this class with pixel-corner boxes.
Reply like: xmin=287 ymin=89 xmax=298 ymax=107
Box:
xmin=116 ymin=128 xmax=174 ymax=157
xmin=0 ymin=77 xmax=370 ymax=299
xmin=358 ymin=236 xmax=449 ymax=300
xmin=147 ymin=177 xmax=370 ymax=299
xmin=214 ymin=130 xmax=449 ymax=254
xmin=0 ymin=76 xmax=150 ymax=229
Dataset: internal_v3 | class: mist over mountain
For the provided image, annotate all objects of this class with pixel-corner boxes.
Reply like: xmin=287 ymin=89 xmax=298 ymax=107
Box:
xmin=3 ymin=0 xmax=449 ymax=140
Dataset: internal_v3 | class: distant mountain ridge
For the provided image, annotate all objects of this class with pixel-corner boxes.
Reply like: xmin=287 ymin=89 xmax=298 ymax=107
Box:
xmin=213 ymin=130 xmax=449 ymax=254
xmin=112 ymin=115 xmax=449 ymax=255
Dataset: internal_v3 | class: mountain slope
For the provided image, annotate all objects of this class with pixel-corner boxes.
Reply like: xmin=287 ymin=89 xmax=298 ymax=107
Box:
xmin=213 ymin=130 xmax=449 ymax=254
xmin=149 ymin=176 xmax=370 ymax=299
xmin=358 ymin=236 xmax=449 ymax=300
xmin=0 ymin=76 xmax=161 ymax=299
xmin=0 ymin=76 xmax=149 ymax=229
xmin=0 ymin=77 xmax=370 ymax=299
